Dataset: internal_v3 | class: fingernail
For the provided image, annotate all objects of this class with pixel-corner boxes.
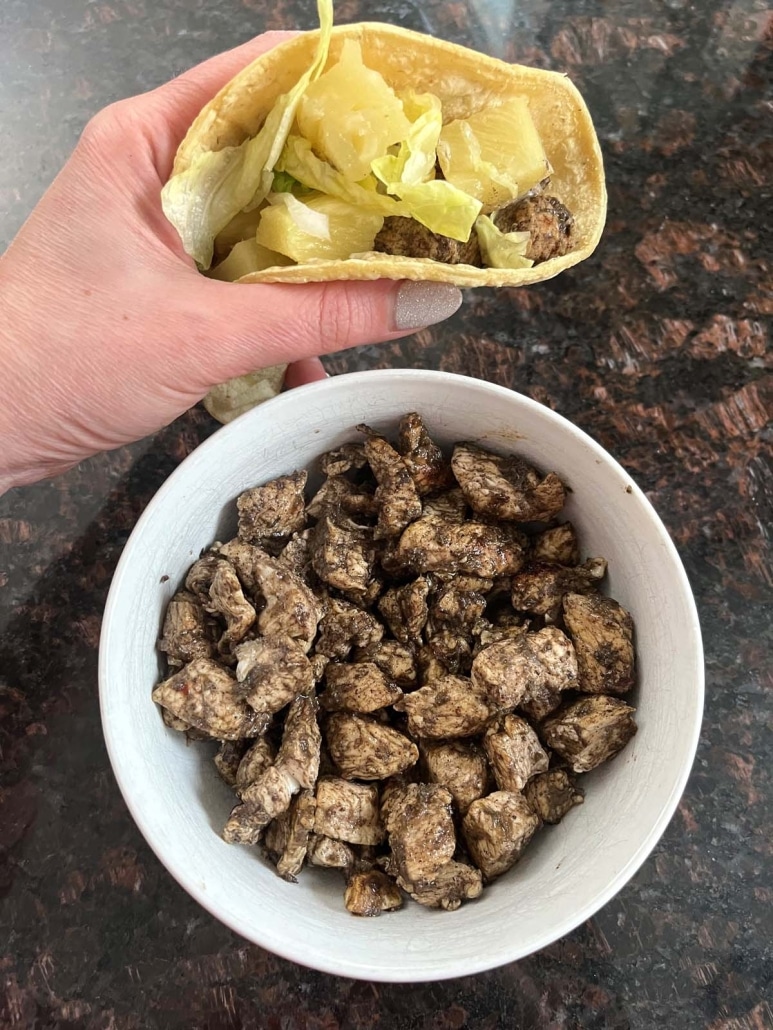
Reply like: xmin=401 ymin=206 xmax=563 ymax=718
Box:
xmin=393 ymin=281 xmax=463 ymax=331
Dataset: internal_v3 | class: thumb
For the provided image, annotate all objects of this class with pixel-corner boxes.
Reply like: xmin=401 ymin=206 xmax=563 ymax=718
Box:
xmin=179 ymin=278 xmax=462 ymax=389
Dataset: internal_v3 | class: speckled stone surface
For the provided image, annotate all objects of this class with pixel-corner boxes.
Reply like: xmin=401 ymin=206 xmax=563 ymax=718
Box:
xmin=1 ymin=0 xmax=771 ymax=1027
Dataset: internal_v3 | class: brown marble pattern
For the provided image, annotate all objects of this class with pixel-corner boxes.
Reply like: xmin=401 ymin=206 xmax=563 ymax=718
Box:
xmin=1 ymin=0 xmax=771 ymax=1027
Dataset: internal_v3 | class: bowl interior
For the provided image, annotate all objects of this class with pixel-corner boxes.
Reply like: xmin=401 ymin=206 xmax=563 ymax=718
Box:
xmin=99 ymin=370 xmax=703 ymax=981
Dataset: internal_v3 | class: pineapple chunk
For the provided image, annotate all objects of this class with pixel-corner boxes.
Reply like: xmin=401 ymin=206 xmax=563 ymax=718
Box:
xmin=208 ymin=238 xmax=292 ymax=281
xmin=297 ymin=40 xmax=411 ymax=181
xmin=438 ymin=96 xmax=549 ymax=211
xmin=255 ymin=194 xmax=384 ymax=263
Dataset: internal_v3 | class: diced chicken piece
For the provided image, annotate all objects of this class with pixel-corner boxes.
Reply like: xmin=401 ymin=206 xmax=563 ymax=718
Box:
xmin=319 ymin=442 xmax=368 ymax=477
xmin=532 ymin=523 xmax=579 ymax=565
xmin=397 ymin=860 xmax=483 ymax=911
xmin=308 ymin=834 xmax=356 ymax=870
xmin=510 ymin=558 xmax=607 ymax=619
xmin=322 ymin=662 xmax=402 ymax=713
xmin=161 ymin=707 xmax=210 ymax=739
xmin=152 ymin=658 xmax=267 ymax=740
xmin=524 ymin=769 xmax=584 ymax=824
xmin=519 ymin=626 xmax=578 ymax=721
xmin=206 ymin=562 xmax=256 ymax=651
xmin=234 ymin=635 xmax=313 ymax=715
xmin=339 ymin=573 xmax=384 ymax=610
xmin=359 ymin=427 xmax=423 ymax=539
xmin=495 ymin=193 xmax=574 ymax=264
xmin=426 ymin=625 xmax=472 ymax=674
xmin=276 ymin=527 xmax=315 ymax=581
xmin=383 ymin=783 xmax=456 ymax=885
xmin=397 ymin=675 xmax=495 ymax=739
xmin=276 ymin=790 xmax=317 ymax=881
xmin=421 ymin=741 xmax=490 ymax=814
xmin=235 ymin=737 xmax=276 ymax=796
xmin=377 ymin=577 xmax=429 ymax=644
xmin=250 ymin=552 xmax=321 ymax=652
xmin=421 ymin=488 xmax=468 ymax=523
xmin=213 ymin=539 xmax=266 ymax=597
xmin=310 ymin=652 xmax=330 ymax=683
xmin=344 ymin=870 xmax=403 ymax=916
xmin=397 ymin=516 xmax=525 ymax=578
xmin=474 ymin=613 xmax=527 ymax=653
xmin=237 ymin=471 xmax=307 ymax=545
xmin=277 ymin=694 xmax=322 ymax=789
xmin=326 ymin=713 xmax=418 ymax=781
xmin=361 ymin=640 xmax=417 ymax=687
xmin=462 ymin=791 xmax=541 ymax=881
xmin=263 ymin=806 xmax=290 ymax=861
xmin=416 ymin=645 xmax=451 ymax=685
xmin=430 ymin=584 xmax=487 ymax=634
xmin=483 ymin=714 xmax=550 ymax=792
xmin=311 ymin=515 xmax=376 ymax=596
xmin=158 ymin=591 xmax=214 ymax=667
xmin=214 ymin=740 xmax=248 ymax=788
xmin=396 ymin=413 xmax=454 ymax=496
xmin=314 ymin=778 xmax=384 ymax=845
xmin=224 ymin=764 xmax=297 ymax=845
xmin=562 ymin=593 xmax=635 ymax=695
xmin=184 ymin=553 xmax=226 ymax=605
xmin=379 ymin=536 xmax=416 ymax=579
xmin=451 ymin=443 xmax=566 ymax=523
xmin=306 ymin=476 xmax=379 ymax=519
xmin=315 ymin=597 xmax=384 ymax=659
xmin=541 ymin=696 xmax=637 ymax=773
xmin=471 ymin=636 xmax=544 ymax=710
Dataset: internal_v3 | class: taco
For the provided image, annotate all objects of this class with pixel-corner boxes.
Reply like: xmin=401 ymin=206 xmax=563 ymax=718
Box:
xmin=162 ymin=0 xmax=606 ymax=419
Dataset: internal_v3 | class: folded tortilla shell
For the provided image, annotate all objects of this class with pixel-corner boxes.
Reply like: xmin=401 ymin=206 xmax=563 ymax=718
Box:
xmin=172 ymin=24 xmax=606 ymax=288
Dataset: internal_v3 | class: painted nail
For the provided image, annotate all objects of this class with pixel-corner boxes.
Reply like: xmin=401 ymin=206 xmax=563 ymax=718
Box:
xmin=393 ymin=281 xmax=463 ymax=330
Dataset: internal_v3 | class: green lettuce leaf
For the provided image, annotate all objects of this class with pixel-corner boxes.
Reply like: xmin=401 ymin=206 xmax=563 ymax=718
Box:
xmin=386 ymin=179 xmax=482 ymax=242
xmin=475 ymin=214 xmax=534 ymax=269
xmin=160 ymin=0 xmax=334 ymax=270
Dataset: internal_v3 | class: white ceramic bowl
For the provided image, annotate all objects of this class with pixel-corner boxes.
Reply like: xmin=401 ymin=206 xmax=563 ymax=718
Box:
xmin=99 ymin=370 xmax=703 ymax=982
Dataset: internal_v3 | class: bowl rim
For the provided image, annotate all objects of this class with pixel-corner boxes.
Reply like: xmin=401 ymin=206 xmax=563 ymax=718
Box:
xmin=99 ymin=368 xmax=704 ymax=981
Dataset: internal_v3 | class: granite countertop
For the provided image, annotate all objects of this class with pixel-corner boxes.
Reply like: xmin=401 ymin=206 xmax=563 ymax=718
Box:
xmin=1 ymin=0 xmax=771 ymax=1026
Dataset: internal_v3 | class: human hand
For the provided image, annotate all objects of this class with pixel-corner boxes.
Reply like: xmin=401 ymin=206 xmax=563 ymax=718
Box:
xmin=0 ymin=32 xmax=462 ymax=493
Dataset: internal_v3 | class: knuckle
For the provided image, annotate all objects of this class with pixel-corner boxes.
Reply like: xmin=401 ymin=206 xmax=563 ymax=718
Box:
xmin=79 ymin=99 xmax=137 ymax=151
xmin=314 ymin=284 xmax=371 ymax=351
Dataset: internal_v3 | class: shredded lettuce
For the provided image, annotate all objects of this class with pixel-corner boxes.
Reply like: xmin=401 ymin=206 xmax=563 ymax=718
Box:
xmin=475 ymin=215 xmax=534 ymax=269
xmin=204 ymin=366 xmax=288 ymax=425
xmin=160 ymin=0 xmax=334 ymax=269
xmin=256 ymin=194 xmax=384 ymax=263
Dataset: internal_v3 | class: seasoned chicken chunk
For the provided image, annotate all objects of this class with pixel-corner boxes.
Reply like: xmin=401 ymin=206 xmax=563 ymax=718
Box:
xmin=344 ymin=870 xmax=403 ymax=916
xmin=532 ymin=523 xmax=579 ymax=566
xmin=374 ymin=215 xmax=483 ymax=266
xmin=383 ymin=783 xmax=456 ymax=885
xmin=397 ymin=516 xmax=525 ymax=578
xmin=234 ymin=635 xmax=313 ymax=715
xmin=206 ymin=562 xmax=256 ymax=652
xmin=474 ymin=613 xmax=527 ymax=653
xmin=362 ymin=640 xmax=417 ymax=687
xmin=519 ymin=626 xmax=578 ymax=721
xmin=416 ymin=644 xmax=451 ymax=685
xmin=276 ymin=790 xmax=317 ymax=880
xmin=214 ymin=740 xmax=248 ymax=787
xmin=524 ymin=769 xmax=584 ymax=824
xmin=327 ymin=713 xmax=418 ymax=781
xmin=237 ymin=471 xmax=307 ymax=545
xmin=276 ymin=527 xmax=315 ymax=581
xmin=314 ymin=778 xmax=384 ymax=845
xmin=184 ymin=553 xmax=226 ymax=605
xmin=495 ymin=193 xmax=574 ymax=264
xmin=311 ymin=515 xmax=376 ymax=596
xmin=462 ymin=791 xmax=541 ymax=881
xmin=430 ymin=584 xmax=487 ymax=634
xmin=562 ymin=593 xmax=635 ymax=695
xmin=235 ymin=736 xmax=276 ymax=796
xmin=223 ymin=764 xmax=296 ymax=845
xmin=152 ymin=658 xmax=267 ymax=740
xmin=398 ymin=860 xmax=483 ymax=911
xmin=315 ymin=597 xmax=384 ymax=659
xmin=397 ymin=675 xmax=495 ymax=739
xmin=158 ymin=591 xmax=214 ymax=666
xmin=161 ymin=708 xmax=210 ymax=739
xmin=510 ymin=558 xmax=607 ymax=619
xmin=322 ymin=662 xmax=402 ymax=713
xmin=471 ymin=636 xmax=543 ymax=710
xmin=359 ymin=427 xmax=422 ymax=539
xmin=483 ymin=714 xmax=549 ymax=792
xmin=277 ymin=694 xmax=322 ymax=789
xmin=422 ymin=488 xmax=468 ymax=523
xmin=421 ymin=741 xmax=490 ymax=814
xmin=451 ymin=443 xmax=565 ymax=523
xmin=319 ymin=442 xmax=368 ymax=477
xmin=213 ymin=539 xmax=266 ymax=596
xmin=306 ymin=476 xmax=379 ymax=520
xmin=396 ymin=412 xmax=453 ymax=496
xmin=250 ymin=552 xmax=321 ymax=652
xmin=377 ymin=577 xmax=429 ymax=644
xmin=308 ymin=834 xmax=356 ymax=869
xmin=541 ymin=696 xmax=637 ymax=773
xmin=426 ymin=625 xmax=472 ymax=674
